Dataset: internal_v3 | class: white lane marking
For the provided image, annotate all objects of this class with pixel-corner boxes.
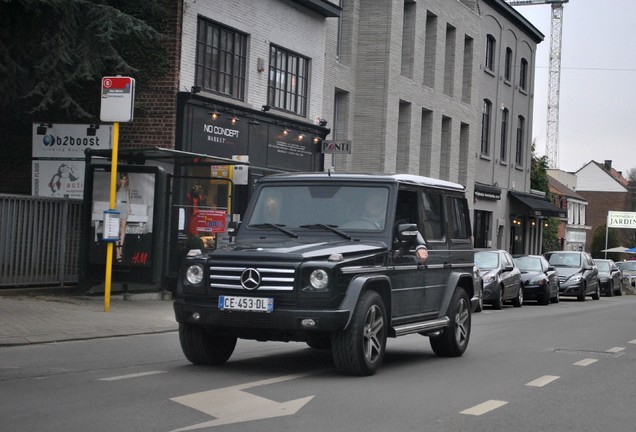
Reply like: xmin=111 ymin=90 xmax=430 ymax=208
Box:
xmin=525 ymin=375 xmax=560 ymax=387
xmin=574 ymin=358 xmax=598 ymax=366
xmin=99 ymin=371 xmax=167 ymax=381
xmin=606 ymin=347 xmax=625 ymax=353
xmin=628 ymin=339 xmax=636 ymax=345
xmin=460 ymin=400 xmax=508 ymax=416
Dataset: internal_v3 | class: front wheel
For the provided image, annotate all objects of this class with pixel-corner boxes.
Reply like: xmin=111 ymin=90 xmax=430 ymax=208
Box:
xmin=592 ymin=283 xmax=600 ymax=300
xmin=332 ymin=290 xmax=388 ymax=376
xmin=179 ymin=323 xmax=237 ymax=365
xmin=577 ymin=282 xmax=586 ymax=302
xmin=512 ymin=284 xmax=524 ymax=307
xmin=606 ymin=281 xmax=614 ymax=297
xmin=430 ymin=288 xmax=471 ymax=357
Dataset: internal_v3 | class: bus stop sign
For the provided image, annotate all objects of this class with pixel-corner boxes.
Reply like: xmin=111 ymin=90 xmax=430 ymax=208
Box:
xmin=100 ymin=76 xmax=135 ymax=122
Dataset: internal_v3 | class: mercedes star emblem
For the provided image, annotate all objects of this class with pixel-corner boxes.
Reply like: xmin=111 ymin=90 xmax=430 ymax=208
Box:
xmin=240 ymin=268 xmax=261 ymax=290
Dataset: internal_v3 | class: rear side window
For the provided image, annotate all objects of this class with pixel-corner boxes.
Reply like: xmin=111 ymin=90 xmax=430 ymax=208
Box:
xmin=447 ymin=196 xmax=471 ymax=241
xmin=420 ymin=190 xmax=445 ymax=241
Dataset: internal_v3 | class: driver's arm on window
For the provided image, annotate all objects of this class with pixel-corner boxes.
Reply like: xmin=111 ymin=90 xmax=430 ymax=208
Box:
xmin=415 ymin=232 xmax=428 ymax=263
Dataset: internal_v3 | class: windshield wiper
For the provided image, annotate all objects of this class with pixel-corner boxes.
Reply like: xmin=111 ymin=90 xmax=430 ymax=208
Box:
xmin=300 ymin=224 xmax=353 ymax=240
xmin=249 ymin=223 xmax=298 ymax=238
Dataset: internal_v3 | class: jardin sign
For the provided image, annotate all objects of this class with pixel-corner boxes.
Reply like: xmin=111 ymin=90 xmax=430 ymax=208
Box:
xmin=607 ymin=211 xmax=636 ymax=228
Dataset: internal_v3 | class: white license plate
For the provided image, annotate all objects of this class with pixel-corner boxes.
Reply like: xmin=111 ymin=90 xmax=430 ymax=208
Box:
xmin=218 ymin=295 xmax=274 ymax=313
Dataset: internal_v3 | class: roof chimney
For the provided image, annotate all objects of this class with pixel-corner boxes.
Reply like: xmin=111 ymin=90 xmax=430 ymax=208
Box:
xmin=604 ymin=160 xmax=612 ymax=170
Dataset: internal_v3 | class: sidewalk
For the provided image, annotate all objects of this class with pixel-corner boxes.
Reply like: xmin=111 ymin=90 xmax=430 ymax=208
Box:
xmin=0 ymin=292 xmax=178 ymax=346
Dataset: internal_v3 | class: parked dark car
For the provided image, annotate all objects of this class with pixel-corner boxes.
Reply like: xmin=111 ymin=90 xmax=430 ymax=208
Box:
xmin=513 ymin=255 xmax=559 ymax=305
xmin=593 ymin=259 xmax=622 ymax=296
xmin=544 ymin=251 xmax=600 ymax=301
xmin=475 ymin=250 xmax=522 ymax=309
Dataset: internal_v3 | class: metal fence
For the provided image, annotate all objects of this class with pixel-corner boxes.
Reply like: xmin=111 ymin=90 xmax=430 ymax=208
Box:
xmin=0 ymin=194 xmax=83 ymax=287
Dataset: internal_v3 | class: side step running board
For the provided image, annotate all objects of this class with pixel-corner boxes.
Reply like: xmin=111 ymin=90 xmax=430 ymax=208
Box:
xmin=393 ymin=317 xmax=450 ymax=337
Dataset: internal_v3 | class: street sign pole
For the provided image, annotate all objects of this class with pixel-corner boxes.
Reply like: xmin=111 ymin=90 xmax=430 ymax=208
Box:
xmin=100 ymin=76 xmax=135 ymax=312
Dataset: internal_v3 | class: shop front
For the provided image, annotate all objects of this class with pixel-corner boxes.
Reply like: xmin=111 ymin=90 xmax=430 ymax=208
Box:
xmin=509 ymin=191 xmax=567 ymax=255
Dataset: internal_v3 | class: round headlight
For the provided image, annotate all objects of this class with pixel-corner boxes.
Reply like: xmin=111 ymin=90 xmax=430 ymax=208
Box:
xmin=309 ymin=269 xmax=329 ymax=290
xmin=186 ymin=264 xmax=204 ymax=285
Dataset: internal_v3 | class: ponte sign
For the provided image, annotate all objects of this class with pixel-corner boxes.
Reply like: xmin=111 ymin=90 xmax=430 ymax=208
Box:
xmin=607 ymin=211 xmax=636 ymax=229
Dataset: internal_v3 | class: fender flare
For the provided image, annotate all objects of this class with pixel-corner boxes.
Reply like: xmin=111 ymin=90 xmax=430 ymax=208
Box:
xmin=338 ymin=274 xmax=392 ymax=329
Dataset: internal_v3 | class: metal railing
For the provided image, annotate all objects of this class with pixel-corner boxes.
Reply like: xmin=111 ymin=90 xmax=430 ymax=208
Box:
xmin=0 ymin=194 xmax=82 ymax=287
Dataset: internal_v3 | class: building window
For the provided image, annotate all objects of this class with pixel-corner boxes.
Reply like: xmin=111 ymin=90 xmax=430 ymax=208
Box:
xmin=195 ymin=18 xmax=247 ymax=100
xmin=516 ymin=115 xmax=525 ymax=166
xmin=485 ymin=34 xmax=495 ymax=72
xmin=481 ymin=99 xmax=492 ymax=155
xmin=268 ymin=45 xmax=310 ymax=116
xmin=519 ymin=58 xmax=528 ymax=91
xmin=504 ymin=47 xmax=512 ymax=81
xmin=500 ymin=108 xmax=508 ymax=162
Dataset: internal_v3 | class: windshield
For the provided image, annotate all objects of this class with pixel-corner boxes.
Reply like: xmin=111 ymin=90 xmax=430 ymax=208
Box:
xmin=594 ymin=261 xmax=610 ymax=272
xmin=514 ymin=256 xmax=542 ymax=272
xmin=475 ymin=251 xmax=499 ymax=270
xmin=546 ymin=252 xmax=581 ymax=268
xmin=616 ymin=261 xmax=636 ymax=271
xmin=246 ymin=185 xmax=390 ymax=231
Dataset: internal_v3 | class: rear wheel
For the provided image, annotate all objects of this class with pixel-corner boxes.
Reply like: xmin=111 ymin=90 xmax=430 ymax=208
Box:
xmin=179 ymin=323 xmax=237 ymax=365
xmin=332 ymin=290 xmax=387 ymax=376
xmin=430 ymin=288 xmax=471 ymax=357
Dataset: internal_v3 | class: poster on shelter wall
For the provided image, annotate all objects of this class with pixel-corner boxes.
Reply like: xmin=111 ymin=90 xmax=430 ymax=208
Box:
xmin=89 ymin=170 xmax=156 ymax=268
xmin=32 ymin=160 xmax=85 ymax=199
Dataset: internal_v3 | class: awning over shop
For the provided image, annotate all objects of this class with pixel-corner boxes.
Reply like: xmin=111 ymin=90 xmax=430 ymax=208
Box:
xmin=509 ymin=191 xmax=567 ymax=218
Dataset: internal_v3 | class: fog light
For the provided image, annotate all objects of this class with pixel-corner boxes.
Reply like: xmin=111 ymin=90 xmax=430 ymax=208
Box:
xmin=301 ymin=318 xmax=317 ymax=328
xmin=192 ymin=312 xmax=200 ymax=321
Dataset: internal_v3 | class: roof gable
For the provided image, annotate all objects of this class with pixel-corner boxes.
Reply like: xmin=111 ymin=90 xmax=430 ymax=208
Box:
xmin=575 ymin=161 xmax=628 ymax=192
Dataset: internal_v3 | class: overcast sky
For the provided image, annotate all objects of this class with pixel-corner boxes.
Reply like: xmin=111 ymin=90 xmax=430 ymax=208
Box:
xmin=510 ymin=0 xmax=636 ymax=175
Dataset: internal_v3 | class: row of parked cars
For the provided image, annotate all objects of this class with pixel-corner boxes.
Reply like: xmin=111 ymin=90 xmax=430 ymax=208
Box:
xmin=474 ymin=249 xmax=633 ymax=310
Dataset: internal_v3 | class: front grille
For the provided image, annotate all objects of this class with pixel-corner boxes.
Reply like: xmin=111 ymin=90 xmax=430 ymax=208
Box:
xmin=209 ymin=265 xmax=296 ymax=291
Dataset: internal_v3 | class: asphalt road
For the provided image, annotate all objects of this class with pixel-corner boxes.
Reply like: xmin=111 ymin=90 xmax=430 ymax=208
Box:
xmin=2 ymin=295 xmax=635 ymax=432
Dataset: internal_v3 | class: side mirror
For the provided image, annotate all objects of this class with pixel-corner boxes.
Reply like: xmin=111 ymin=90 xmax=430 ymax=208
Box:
xmin=504 ymin=265 xmax=514 ymax=272
xmin=397 ymin=223 xmax=419 ymax=244
xmin=227 ymin=221 xmax=241 ymax=242
xmin=547 ymin=266 xmax=555 ymax=272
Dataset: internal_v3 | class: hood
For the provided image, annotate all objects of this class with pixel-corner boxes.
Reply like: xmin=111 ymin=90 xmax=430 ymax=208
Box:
xmin=553 ymin=266 xmax=582 ymax=278
xmin=211 ymin=238 xmax=388 ymax=261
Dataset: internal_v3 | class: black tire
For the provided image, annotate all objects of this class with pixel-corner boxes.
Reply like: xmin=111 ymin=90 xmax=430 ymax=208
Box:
xmin=550 ymin=287 xmax=560 ymax=303
xmin=474 ymin=286 xmax=484 ymax=313
xmin=306 ymin=333 xmax=332 ymax=350
xmin=606 ymin=282 xmax=615 ymax=297
xmin=592 ymin=283 xmax=600 ymax=301
xmin=332 ymin=290 xmax=388 ymax=376
xmin=430 ymin=288 xmax=471 ymax=357
xmin=616 ymin=284 xmax=623 ymax=296
xmin=577 ymin=282 xmax=586 ymax=302
xmin=512 ymin=284 xmax=523 ymax=307
xmin=539 ymin=287 xmax=550 ymax=305
xmin=179 ymin=323 xmax=237 ymax=365
xmin=492 ymin=285 xmax=504 ymax=310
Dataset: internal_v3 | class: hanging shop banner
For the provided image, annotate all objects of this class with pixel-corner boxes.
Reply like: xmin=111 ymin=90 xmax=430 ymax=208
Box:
xmin=607 ymin=211 xmax=636 ymax=229
xmin=32 ymin=123 xmax=113 ymax=158
xmin=32 ymin=160 xmax=85 ymax=199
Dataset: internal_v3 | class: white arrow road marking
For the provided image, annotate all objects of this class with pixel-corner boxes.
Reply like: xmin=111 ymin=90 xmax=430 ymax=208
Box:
xmin=170 ymin=372 xmax=315 ymax=431
xmin=574 ymin=358 xmax=598 ymax=366
xmin=526 ymin=375 xmax=559 ymax=387
xmin=460 ymin=400 xmax=508 ymax=416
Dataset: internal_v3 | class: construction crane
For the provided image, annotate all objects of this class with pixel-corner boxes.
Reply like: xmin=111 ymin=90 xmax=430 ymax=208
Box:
xmin=505 ymin=0 xmax=569 ymax=169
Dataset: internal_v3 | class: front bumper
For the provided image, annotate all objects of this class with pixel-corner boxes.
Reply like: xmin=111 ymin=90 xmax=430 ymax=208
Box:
xmin=174 ymin=299 xmax=350 ymax=336
xmin=559 ymin=281 xmax=582 ymax=297
xmin=522 ymin=284 xmax=548 ymax=300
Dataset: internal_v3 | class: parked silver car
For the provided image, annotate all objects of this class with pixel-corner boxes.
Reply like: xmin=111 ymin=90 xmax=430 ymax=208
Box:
xmin=544 ymin=251 xmax=600 ymax=301
xmin=615 ymin=261 xmax=636 ymax=294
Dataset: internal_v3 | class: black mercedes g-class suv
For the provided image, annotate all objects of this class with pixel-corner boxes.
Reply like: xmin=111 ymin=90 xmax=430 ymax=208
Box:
xmin=174 ymin=173 xmax=475 ymax=375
